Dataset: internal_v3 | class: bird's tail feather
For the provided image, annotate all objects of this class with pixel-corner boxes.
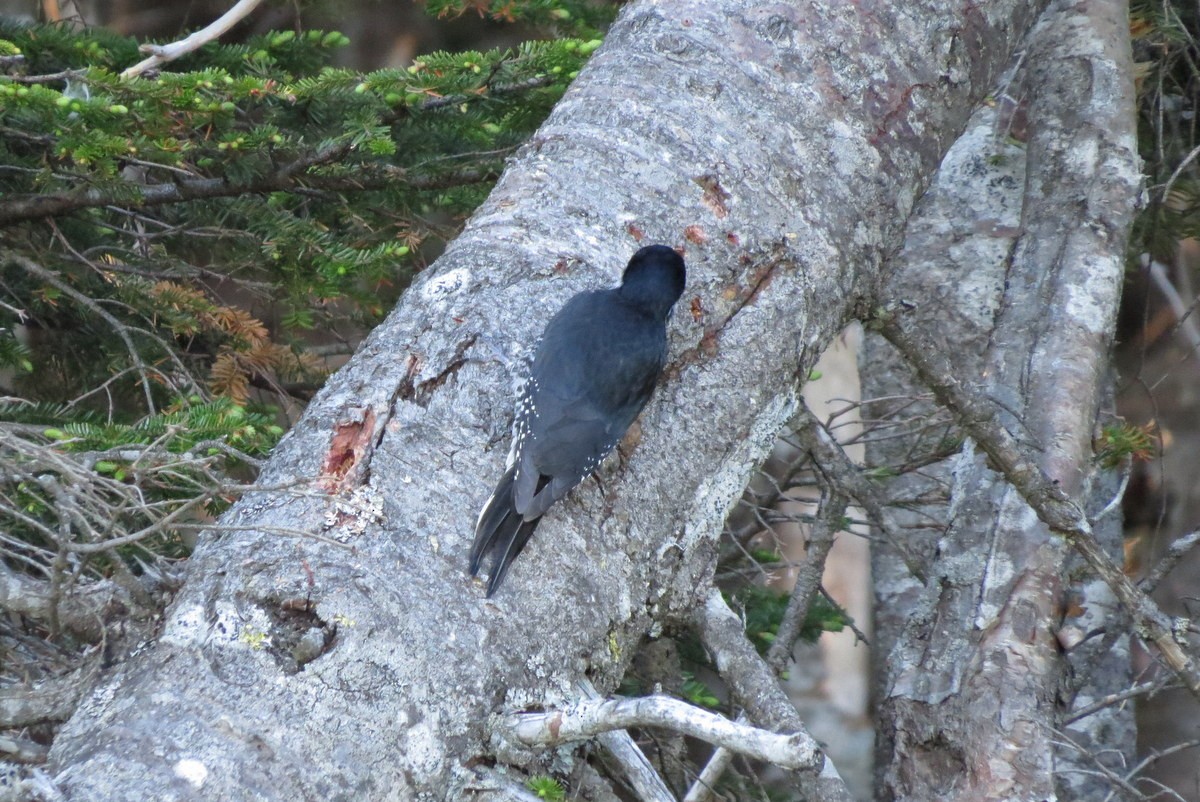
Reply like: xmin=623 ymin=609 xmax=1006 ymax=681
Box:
xmin=484 ymin=516 xmax=540 ymax=597
xmin=470 ymin=466 xmax=543 ymax=596
xmin=470 ymin=465 xmax=517 ymax=575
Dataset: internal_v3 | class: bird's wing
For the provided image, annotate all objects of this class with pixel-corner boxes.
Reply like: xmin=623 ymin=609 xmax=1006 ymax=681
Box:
xmin=515 ymin=409 xmax=616 ymax=519
xmin=512 ymin=300 xmax=666 ymax=518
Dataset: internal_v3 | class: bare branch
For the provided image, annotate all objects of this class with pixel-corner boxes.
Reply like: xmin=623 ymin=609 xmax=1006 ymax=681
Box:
xmin=1063 ymin=679 xmax=1177 ymax=726
xmin=1157 ymin=142 xmax=1200 ymax=208
xmin=120 ymin=0 xmax=267 ymax=79
xmin=502 ymin=695 xmax=820 ymax=771
xmin=1140 ymin=529 xmax=1200 ymax=594
xmin=694 ymin=590 xmax=853 ymax=802
xmin=0 ymin=561 xmax=121 ymax=641
xmin=0 ymin=663 xmax=97 ymax=727
xmin=1052 ymin=728 xmax=1147 ymax=801
xmin=1125 ymin=738 xmax=1200 ymax=784
xmin=1145 ymin=258 xmax=1200 ymax=372
xmin=682 ymin=746 xmax=735 ymax=802
xmin=577 ymin=679 xmax=676 ymax=802
xmin=764 ymin=485 xmax=846 ymax=673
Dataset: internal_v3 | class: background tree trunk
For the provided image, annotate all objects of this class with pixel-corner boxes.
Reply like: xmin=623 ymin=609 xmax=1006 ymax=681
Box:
xmin=40 ymin=0 xmax=1074 ymax=798
xmin=865 ymin=0 xmax=1139 ymax=799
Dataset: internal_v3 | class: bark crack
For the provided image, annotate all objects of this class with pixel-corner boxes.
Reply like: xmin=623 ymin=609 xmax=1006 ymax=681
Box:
xmin=396 ymin=334 xmax=479 ymax=409
xmin=667 ymin=247 xmax=792 ymax=380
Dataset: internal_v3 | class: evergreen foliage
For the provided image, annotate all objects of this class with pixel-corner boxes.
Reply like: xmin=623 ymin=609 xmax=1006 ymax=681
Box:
xmin=0 ymin=2 xmax=603 ymax=586
xmin=733 ymin=585 xmax=849 ymax=653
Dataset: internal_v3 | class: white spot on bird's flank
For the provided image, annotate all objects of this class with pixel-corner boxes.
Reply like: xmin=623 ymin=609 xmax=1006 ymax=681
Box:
xmin=174 ymin=759 xmax=208 ymax=789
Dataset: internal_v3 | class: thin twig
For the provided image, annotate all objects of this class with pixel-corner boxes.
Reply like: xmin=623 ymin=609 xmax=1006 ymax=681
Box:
xmin=1063 ymin=679 xmax=1176 ymax=726
xmin=7 ymin=254 xmax=158 ymax=413
xmin=1123 ymin=737 xmax=1200 ymax=784
xmin=1091 ymin=465 xmax=1131 ymax=523
xmin=1157 ymin=142 xmax=1200 ymax=207
xmin=790 ymin=400 xmax=927 ymax=581
xmin=1141 ymin=529 xmax=1200 ymax=594
xmin=1052 ymin=728 xmax=1147 ymax=801
xmin=1145 ymin=257 xmax=1200 ymax=371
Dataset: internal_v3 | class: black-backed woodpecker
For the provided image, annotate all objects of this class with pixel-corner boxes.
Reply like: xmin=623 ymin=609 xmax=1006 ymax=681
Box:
xmin=469 ymin=244 xmax=686 ymax=596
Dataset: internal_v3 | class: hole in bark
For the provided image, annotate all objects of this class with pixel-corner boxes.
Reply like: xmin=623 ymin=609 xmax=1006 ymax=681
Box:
xmin=320 ymin=407 xmax=376 ymax=490
xmin=263 ymin=597 xmax=337 ymax=674
xmin=907 ymin=732 xmax=967 ymax=792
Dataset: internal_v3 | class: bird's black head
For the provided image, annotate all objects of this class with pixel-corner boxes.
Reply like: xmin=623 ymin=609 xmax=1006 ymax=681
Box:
xmin=618 ymin=245 xmax=686 ymax=319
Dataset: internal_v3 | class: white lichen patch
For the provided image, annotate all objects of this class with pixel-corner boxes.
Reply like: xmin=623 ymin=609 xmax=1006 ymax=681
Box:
xmin=1065 ymin=138 xmax=1099 ymax=177
xmin=400 ymin=717 xmax=446 ymax=779
xmin=1060 ymin=276 xmax=1117 ymax=336
xmin=160 ymin=600 xmax=269 ymax=650
xmin=72 ymin=680 xmax=117 ymax=722
xmin=525 ymin=650 xmax=551 ymax=681
xmin=173 ymin=759 xmax=208 ymax=789
xmin=682 ymin=387 xmax=798 ymax=552
xmin=1070 ymin=578 xmax=1118 ymax=631
xmin=419 ymin=267 xmax=472 ymax=304
xmin=322 ymin=486 xmax=385 ymax=541
xmin=160 ymin=604 xmax=209 ymax=646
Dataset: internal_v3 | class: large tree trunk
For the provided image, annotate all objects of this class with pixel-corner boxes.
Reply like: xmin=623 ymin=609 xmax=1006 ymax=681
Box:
xmin=865 ymin=0 xmax=1139 ymax=799
xmin=45 ymin=0 xmax=1055 ymax=799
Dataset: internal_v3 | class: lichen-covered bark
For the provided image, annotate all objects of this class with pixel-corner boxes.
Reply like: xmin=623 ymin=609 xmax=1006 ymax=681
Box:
xmin=864 ymin=0 xmax=1139 ymax=799
xmin=46 ymin=1 xmax=1045 ymax=799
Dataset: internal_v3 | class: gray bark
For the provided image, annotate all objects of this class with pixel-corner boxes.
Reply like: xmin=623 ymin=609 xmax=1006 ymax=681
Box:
xmin=864 ymin=0 xmax=1140 ymax=800
xmin=42 ymin=0 xmax=1048 ymax=799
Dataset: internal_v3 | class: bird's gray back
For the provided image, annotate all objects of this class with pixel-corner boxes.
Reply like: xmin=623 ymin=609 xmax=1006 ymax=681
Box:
xmin=519 ymin=289 xmax=666 ymax=497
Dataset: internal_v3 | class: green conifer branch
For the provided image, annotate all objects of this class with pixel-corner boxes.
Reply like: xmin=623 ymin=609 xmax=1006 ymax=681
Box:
xmin=0 ymin=163 xmax=500 ymax=225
